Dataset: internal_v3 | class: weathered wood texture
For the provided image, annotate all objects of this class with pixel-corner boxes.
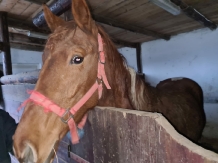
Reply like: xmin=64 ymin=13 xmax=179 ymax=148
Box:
xmin=64 ymin=107 xmax=218 ymax=163
xmin=54 ymin=125 xmax=94 ymax=163
xmin=49 ymin=107 xmax=218 ymax=163
xmin=1 ymin=0 xmax=217 ymax=46
xmin=0 ymin=12 xmax=12 ymax=75
xmin=24 ymin=0 xmax=50 ymax=5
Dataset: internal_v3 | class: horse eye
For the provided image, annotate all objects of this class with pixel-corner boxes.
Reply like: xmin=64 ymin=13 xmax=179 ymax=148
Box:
xmin=71 ymin=56 xmax=84 ymax=64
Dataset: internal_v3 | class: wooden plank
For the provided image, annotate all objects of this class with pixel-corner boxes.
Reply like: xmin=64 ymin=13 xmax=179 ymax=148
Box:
xmin=88 ymin=107 xmax=218 ymax=163
xmin=86 ymin=0 xmax=109 ymax=10
xmin=7 ymin=17 xmax=50 ymax=34
xmin=20 ymin=3 xmax=40 ymax=20
xmin=9 ymin=0 xmax=31 ymax=16
xmin=10 ymin=42 xmax=44 ymax=51
xmin=91 ymin=0 xmax=126 ymax=14
xmin=112 ymin=39 xmax=137 ymax=48
xmin=9 ymin=33 xmax=46 ymax=46
xmin=100 ymin=0 xmax=149 ymax=18
xmin=70 ymin=121 xmax=94 ymax=163
xmin=99 ymin=23 xmax=154 ymax=43
xmin=0 ymin=42 xmax=3 ymax=51
xmin=146 ymin=14 xmax=195 ymax=32
xmin=111 ymin=30 xmax=151 ymax=43
xmin=53 ymin=107 xmax=218 ymax=163
xmin=140 ymin=2 xmax=218 ymax=28
xmin=0 ymin=12 xmax=12 ymax=75
xmin=53 ymin=123 xmax=94 ymax=163
xmin=24 ymin=0 xmax=50 ymax=5
xmin=0 ymin=0 xmax=19 ymax=11
xmin=8 ymin=32 xmax=45 ymax=51
xmin=136 ymin=43 xmax=142 ymax=74
xmin=170 ymin=0 xmax=217 ymax=30
xmin=132 ymin=36 xmax=155 ymax=43
xmin=93 ymin=15 xmax=170 ymax=40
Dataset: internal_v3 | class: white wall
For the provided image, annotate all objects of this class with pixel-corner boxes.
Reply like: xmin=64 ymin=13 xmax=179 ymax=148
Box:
xmin=119 ymin=48 xmax=137 ymax=71
xmin=119 ymin=28 xmax=218 ymax=103
xmin=0 ymin=48 xmax=42 ymax=74
xmin=119 ymin=28 xmax=218 ymax=139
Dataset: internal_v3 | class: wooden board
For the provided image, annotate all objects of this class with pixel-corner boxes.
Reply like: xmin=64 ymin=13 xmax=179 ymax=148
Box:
xmin=52 ymin=107 xmax=218 ymax=163
xmin=0 ymin=0 xmax=217 ymax=45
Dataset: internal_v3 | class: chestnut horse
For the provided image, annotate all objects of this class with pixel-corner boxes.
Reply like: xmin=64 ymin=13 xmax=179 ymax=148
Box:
xmin=13 ymin=0 xmax=205 ymax=162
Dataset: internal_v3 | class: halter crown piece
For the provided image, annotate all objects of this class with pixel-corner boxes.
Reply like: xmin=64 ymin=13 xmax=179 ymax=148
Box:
xmin=18 ymin=33 xmax=111 ymax=144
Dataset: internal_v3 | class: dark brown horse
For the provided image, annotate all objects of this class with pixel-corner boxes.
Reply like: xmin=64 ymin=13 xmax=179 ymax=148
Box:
xmin=13 ymin=0 xmax=205 ymax=162
xmin=156 ymin=77 xmax=205 ymax=138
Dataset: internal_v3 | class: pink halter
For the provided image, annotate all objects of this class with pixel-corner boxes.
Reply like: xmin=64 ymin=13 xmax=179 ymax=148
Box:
xmin=19 ymin=33 xmax=111 ymax=144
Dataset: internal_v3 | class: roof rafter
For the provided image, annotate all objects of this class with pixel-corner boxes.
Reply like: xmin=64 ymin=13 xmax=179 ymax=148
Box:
xmin=170 ymin=0 xmax=217 ymax=30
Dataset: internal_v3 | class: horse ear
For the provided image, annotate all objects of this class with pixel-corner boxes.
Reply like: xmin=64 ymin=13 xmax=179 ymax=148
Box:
xmin=43 ymin=4 xmax=65 ymax=32
xmin=72 ymin=0 xmax=95 ymax=33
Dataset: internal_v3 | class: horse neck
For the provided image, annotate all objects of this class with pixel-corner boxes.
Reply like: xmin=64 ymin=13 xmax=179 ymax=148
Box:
xmin=128 ymin=68 xmax=158 ymax=112
xmin=96 ymin=43 xmax=133 ymax=109
xmin=95 ymin=29 xmax=156 ymax=111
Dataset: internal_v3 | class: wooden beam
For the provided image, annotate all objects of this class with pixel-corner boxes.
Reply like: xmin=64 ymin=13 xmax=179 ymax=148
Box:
xmin=93 ymin=15 xmax=171 ymax=41
xmin=9 ymin=33 xmax=46 ymax=45
xmin=8 ymin=17 xmax=135 ymax=49
xmin=8 ymin=16 xmax=137 ymax=48
xmin=10 ymin=43 xmax=44 ymax=52
xmin=112 ymin=39 xmax=137 ymax=48
xmin=7 ymin=17 xmax=50 ymax=34
xmin=170 ymin=0 xmax=217 ymax=30
xmin=24 ymin=0 xmax=50 ymax=5
xmin=35 ymin=7 xmax=170 ymax=41
xmin=64 ymin=11 xmax=141 ymax=47
xmin=7 ymin=17 xmax=48 ymax=51
xmin=9 ymin=33 xmax=45 ymax=51
xmin=0 ymin=42 xmax=3 ymax=51
xmin=0 ymin=12 xmax=12 ymax=75
xmin=66 ymin=9 xmax=171 ymax=40
xmin=136 ymin=43 xmax=145 ymax=80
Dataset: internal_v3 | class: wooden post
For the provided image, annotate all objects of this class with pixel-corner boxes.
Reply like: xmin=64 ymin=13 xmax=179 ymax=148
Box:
xmin=0 ymin=12 xmax=12 ymax=75
xmin=136 ymin=43 xmax=142 ymax=74
xmin=136 ymin=43 xmax=145 ymax=80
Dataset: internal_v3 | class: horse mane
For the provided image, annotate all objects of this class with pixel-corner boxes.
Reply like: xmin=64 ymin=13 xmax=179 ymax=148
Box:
xmin=96 ymin=25 xmax=137 ymax=108
xmin=128 ymin=67 xmax=156 ymax=111
xmin=96 ymin=25 xmax=155 ymax=110
xmin=96 ymin=25 xmax=157 ymax=111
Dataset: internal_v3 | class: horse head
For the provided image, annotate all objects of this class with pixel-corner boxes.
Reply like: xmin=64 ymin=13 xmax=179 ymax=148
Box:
xmin=13 ymin=0 xmax=131 ymax=162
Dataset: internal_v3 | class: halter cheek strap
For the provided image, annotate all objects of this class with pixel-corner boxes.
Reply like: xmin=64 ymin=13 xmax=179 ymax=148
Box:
xmin=18 ymin=33 xmax=111 ymax=144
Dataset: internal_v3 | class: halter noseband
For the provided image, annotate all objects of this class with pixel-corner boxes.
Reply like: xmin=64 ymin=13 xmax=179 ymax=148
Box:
xmin=19 ymin=33 xmax=111 ymax=144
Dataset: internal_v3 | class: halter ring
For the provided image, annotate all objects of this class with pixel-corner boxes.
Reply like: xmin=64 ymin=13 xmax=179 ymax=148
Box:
xmin=61 ymin=108 xmax=74 ymax=124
